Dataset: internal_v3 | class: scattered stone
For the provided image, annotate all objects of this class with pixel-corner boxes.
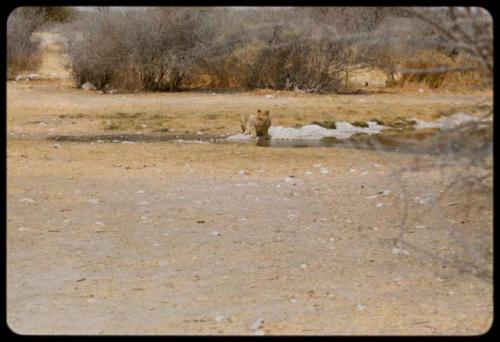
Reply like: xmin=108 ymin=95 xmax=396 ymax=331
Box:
xmin=376 ymin=202 xmax=384 ymax=208
xmin=215 ymin=315 xmax=226 ymax=323
xmin=53 ymin=144 xmax=61 ymax=148
xmin=414 ymin=196 xmax=430 ymax=205
xmin=76 ymin=278 xmax=86 ymax=282
xmin=320 ymin=167 xmax=329 ymax=175
xmin=121 ymin=141 xmax=135 ymax=144
xmin=313 ymin=163 xmax=322 ymax=168
xmin=300 ymin=263 xmax=308 ymax=269
xmin=392 ymin=247 xmax=401 ymax=255
xmin=82 ymin=82 xmax=97 ymax=91
xmin=15 ymin=73 xmax=40 ymax=81
xmin=212 ymin=230 xmax=222 ymax=236
xmin=290 ymin=298 xmax=298 ymax=303
xmin=19 ymin=198 xmax=35 ymax=203
xmin=87 ymin=199 xmax=99 ymax=204
xmin=251 ymin=318 xmax=265 ymax=331
xmin=17 ymin=227 xmax=30 ymax=231
xmin=378 ymin=189 xmax=391 ymax=196
xmin=304 ymin=171 xmax=314 ymax=176
xmin=95 ymin=221 xmax=105 ymax=226
xmin=357 ymin=303 xmax=366 ymax=311
xmin=265 ymin=94 xmax=273 ymax=99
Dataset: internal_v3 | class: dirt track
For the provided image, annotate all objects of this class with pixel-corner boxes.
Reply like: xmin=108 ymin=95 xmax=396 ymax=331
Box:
xmin=6 ymin=32 xmax=493 ymax=335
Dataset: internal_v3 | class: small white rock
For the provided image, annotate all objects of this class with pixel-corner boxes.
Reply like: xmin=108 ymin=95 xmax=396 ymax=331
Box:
xmin=212 ymin=230 xmax=222 ymax=236
xmin=95 ymin=221 xmax=105 ymax=226
xmin=251 ymin=318 xmax=265 ymax=330
xmin=357 ymin=303 xmax=366 ymax=311
xmin=215 ymin=315 xmax=226 ymax=322
xmin=376 ymin=202 xmax=384 ymax=208
xmin=313 ymin=163 xmax=322 ymax=168
xmin=300 ymin=263 xmax=308 ymax=269
xmin=320 ymin=167 xmax=329 ymax=175
xmin=82 ymin=82 xmax=96 ymax=90
xmin=19 ymin=198 xmax=35 ymax=203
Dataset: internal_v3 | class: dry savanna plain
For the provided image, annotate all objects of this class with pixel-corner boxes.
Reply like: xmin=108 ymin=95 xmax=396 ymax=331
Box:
xmin=6 ymin=32 xmax=493 ymax=335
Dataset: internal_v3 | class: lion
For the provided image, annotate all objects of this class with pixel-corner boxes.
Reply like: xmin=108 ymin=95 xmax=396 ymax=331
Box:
xmin=240 ymin=109 xmax=271 ymax=139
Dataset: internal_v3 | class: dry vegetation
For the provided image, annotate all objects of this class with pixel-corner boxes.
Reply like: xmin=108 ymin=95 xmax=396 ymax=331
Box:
xmin=7 ymin=6 xmax=487 ymax=92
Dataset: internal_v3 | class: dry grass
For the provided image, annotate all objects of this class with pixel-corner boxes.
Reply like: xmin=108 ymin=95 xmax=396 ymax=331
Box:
xmin=389 ymin=51 xmax=483 ymax=89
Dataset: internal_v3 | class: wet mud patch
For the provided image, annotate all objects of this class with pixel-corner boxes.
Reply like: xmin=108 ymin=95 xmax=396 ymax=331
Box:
xmin=47 ymin=133 xmax=223 ymax=143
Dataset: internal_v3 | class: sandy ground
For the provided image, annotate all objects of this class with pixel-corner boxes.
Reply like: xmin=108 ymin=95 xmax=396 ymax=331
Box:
xmin=6 ymin=31 xmax=493 ymax=335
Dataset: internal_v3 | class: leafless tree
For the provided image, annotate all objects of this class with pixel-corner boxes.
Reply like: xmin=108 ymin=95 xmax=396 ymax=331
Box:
xmin=7 ymin=7 xmax=47 ymax=77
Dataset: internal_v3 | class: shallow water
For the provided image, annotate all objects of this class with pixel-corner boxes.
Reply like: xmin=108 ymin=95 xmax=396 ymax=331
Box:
xmin=47 ymin=130 xmax=443 ymax=154
xmin=46 ymin=112 xmax=491 ymax=155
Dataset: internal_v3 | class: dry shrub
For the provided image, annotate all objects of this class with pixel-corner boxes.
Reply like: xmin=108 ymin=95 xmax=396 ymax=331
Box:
xmin=390 ymin=50 xmax=483 ymax=89
xmin=7 ymin=7 xmax=46 ymax=78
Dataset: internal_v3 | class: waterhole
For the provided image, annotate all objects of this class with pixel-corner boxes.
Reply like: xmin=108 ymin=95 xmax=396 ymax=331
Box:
xmin=46 ymin=129 xmax=458 ymax=155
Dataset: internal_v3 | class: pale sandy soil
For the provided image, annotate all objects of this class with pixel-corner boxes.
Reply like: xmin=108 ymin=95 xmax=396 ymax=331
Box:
xmin=6 ymin=31 xmax=493 ymax=335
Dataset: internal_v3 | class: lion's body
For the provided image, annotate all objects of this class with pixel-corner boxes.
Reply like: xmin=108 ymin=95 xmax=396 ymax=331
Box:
xmin=240 ymin=110 xmax=271 ymax=139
